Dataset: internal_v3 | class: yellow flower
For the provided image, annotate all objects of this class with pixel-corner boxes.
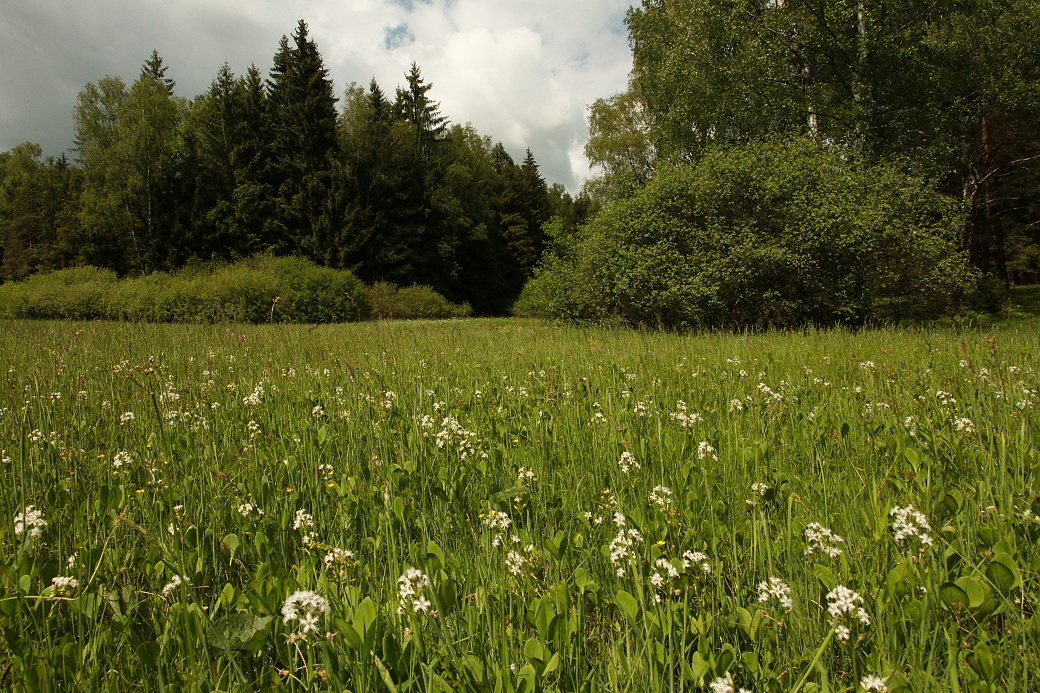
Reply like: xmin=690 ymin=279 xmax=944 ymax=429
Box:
xmin=655 ymin=540 xmax=666 ymax=547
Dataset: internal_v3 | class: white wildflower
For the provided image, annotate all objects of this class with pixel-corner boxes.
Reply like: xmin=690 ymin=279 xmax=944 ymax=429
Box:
xmin=14 ymin=506 xmax=47 ymax=539
xmin=649 ymin=485 xmax=673 ymax=511
xmin=162 ymin=574 xmax=190 ymax=597
xmin=757 ymin=577 xmax=793 ymax=612
xmin=827 ymin=585 xmax=870 ymax=640
xmin=804 ymin=522 xmax=845 ymax=558
xmin=397 ymin=568 xmax=432 ymax=615
xmin=889 ymin=505 xmax=933 ymax=549
xmin=697 ymin=441 xmax=718 ymax=461
xmin=51 ymin=576 xmax=79 ymax=594
xmin=860 ymin=675 xmax=888 ymax=692
xmin=618 ymin=451 xmax=641 ymax=474
xmin=281 ymin=590 xmax=330 ymax=635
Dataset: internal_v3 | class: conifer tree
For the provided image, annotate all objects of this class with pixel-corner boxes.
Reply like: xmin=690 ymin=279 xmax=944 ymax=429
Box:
xmin=265 ymin=20 xmax=340 ymax=260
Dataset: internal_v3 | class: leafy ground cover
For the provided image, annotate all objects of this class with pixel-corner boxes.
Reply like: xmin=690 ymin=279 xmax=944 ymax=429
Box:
xmin=1 ymin=319 xmax=1038 ymax=691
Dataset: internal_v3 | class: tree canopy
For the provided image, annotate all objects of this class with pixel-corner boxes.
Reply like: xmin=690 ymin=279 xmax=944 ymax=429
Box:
xmin=0 ymin=23 xmax=568 ymax=315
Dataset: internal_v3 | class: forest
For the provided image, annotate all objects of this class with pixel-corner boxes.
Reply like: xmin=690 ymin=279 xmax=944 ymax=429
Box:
xmin=0 ymin=21 xmax=589 ymax=316
xmin=2 ymin=0 xmax=1040 ymax=327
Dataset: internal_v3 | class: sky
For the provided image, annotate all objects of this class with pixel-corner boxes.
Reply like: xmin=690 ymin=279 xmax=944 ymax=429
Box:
xmin=0 ymin=0 xmax=635 ymax=192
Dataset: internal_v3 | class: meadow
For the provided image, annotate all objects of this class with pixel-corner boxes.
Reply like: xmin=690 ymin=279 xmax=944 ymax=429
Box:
xmin=1 ymin=318 xmax=1038 ymax=692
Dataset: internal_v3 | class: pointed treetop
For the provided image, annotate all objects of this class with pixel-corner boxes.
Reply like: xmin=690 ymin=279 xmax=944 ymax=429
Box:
xmin=141 ymin=49 xmax=175 ymax=94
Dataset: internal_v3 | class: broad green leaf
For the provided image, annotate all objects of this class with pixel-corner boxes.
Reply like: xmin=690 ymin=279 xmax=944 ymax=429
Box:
xmin=986 ymin=554 xmax=1022 ymax=595
xmin=615 ymin=589 xmax=640 ymax=627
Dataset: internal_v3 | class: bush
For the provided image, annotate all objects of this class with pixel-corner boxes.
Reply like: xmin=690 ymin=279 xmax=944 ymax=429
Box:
xmin=518 ymin=138 xmax=977 ymax=329
xmin=366 ymin=282 xmax=472 ymax=320
xmin=0 ymin=267 xmax=118 ymax=319
xmin=0 ymin=257 xmax=371 ymax=324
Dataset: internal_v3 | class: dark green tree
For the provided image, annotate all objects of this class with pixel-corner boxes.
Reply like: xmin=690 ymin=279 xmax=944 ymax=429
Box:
xmin=265 ymin=20 xmax=340 ymax=261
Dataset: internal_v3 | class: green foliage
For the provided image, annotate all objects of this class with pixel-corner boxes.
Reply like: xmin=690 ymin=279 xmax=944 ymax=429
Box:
xmin=366 ymin=282 xmax=472 ymax=320
xmin=523 ymin=138 xmax=977 ymax=329
xmin=607 ymin=0 xmax=1040 ymax=284
xmin=0 ymin=257 xmax=369 ymax=324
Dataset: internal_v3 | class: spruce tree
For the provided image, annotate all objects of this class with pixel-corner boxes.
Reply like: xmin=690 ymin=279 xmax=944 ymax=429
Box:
xmin=265 ymin=20 xmax=340 ymax=260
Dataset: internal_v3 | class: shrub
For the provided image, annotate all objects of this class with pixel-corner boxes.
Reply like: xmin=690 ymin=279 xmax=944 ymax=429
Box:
xmin=0 ymin=266 xmax=117 ymax=319
xmin=0 ymin=257 xmax=370 ymax=324
xmin=519 ymin=138 xmax=977 ymax=329
xmin=366 ymin=282 xmax=472 ymax=320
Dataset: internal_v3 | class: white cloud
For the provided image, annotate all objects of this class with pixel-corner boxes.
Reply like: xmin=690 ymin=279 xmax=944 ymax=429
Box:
xmin=0 ymin=0 xmax=634 ymax=191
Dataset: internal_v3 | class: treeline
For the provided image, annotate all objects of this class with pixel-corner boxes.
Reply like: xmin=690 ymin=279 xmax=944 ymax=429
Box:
xmin=520 ymin=0 xmax=1040 ymax=328
xmin=583 ymin=0 xmax=1040 ymax=286
xmin=0 ymin=21 xmax=591 ymax=315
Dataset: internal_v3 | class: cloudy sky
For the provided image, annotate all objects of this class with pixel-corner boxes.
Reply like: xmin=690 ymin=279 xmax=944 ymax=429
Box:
xmin=0 ymin=0 xmax=635 ymax=191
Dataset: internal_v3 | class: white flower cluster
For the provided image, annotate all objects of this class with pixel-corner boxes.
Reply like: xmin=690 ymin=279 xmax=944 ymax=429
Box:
xmin=242 ymin=382 xmax=265 ymax=407
xmin=729 ymin=398 xmax=745 ymax=412
xmin=50 ymin=576 xmax=79 ymax=594
xmin=162 ymin=574 xmax=190 ymax=597
xmin=14 ymin=506 xmax=47 ymax=539
xmin=804 ymin=522 xmax=845 ymax=558
xmin=112 ymin=451 xmax=133 ymax=469
xmin=237 ymin=502 xmax=264 ymax=519
xmin=889 ymin=505 xmax=933 ymax=549
xmin=397 ymin=568 xmax=432 ymax=615
xmin=505 ymin=545 xmax=536 ymax=577
xmin=670 ymin=400 xmax=703 ymax=428
xmin=159 ymin=377 xmax=180 ymax=404
xmin=294 ymin=509 xmax=316 ymax=544
xmin=860 ymin=675 xmax=888 ymax=692
xmin=281 ymin=590 xmax=330 ymax=636
xmin=954 ymin=417 xmax=975 ymax=434
xmin=608 ymin=518 xmax=643 ymax=578
xmin=697 ymin=441 xmax=718 ymax=461
xmin=120 ymin=411 xmax=135 ymax=425
xmin=649 ymin=558 xmax=681 ymax=602
xmin=826 ymin=585 xmax=870 ymax=641
xmin=863 ymin=402 xmax=890 ymax=415
xmin=428 ymin=416 xmax=486 ymax=460
xmin=649 ymin=485 xmax=673 ymax=511
xmin=708 ymin=672 xmax=751 ymax=693
xmin=618 ymin=451 xmax=640 ymax=474
xmin=747 ymin=482 xmax=770 ymax=506
xmin=483 ymin=510 xmax=513 ymax=548
xmin=324 ymin=548 xmax=353 ymax=567
xmin=682 ymin=551 xmax=712 ymax=574
xmin=903 ymin=416 xmax=917 ymax=436
xmin=293 ymin=509 xmax=314 ymax=530
xmin=757 ymin=576 xmax=793 ymax=612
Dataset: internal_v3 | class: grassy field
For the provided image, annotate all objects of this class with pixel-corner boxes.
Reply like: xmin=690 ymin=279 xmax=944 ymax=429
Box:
xmin=1 ymin=318 xmax=1038 ymax=692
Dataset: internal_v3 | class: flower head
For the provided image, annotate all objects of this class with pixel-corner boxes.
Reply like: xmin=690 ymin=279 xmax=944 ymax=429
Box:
xmin=14 ymin=506 xmax=47 ymax=539
xmin=281 ymin=590 xmax=330 ymax=636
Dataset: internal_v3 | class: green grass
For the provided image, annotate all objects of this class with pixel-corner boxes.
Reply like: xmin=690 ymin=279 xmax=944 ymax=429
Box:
xmin=1 ymin=318 xmax=1038 ymax=692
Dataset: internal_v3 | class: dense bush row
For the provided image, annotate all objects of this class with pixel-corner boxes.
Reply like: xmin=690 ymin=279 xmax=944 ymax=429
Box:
xmin=516 ymin=139 xmax=979 ymax=329
xmin=0 ymin=257 xmax=382 ymax=324
xmin=366 ymin=282 xmax=472 ymax=320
